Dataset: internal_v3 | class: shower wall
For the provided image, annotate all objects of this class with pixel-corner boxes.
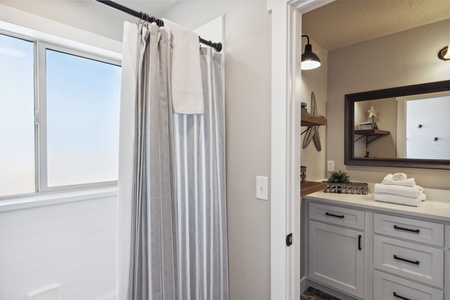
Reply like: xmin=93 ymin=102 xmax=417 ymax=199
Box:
xmin=0 ymin=194 xmax=117 ymax=300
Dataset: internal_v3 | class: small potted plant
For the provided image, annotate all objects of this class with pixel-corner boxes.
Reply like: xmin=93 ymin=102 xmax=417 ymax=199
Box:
xmin=327 ymin=170 xmax=350 ymax=184
xmin=327 ymin=170 xmax=350 ymax=193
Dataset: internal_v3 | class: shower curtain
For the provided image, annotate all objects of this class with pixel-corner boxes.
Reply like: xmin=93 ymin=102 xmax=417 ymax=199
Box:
xmin=117 ymin=21 xmax=228 ymax=300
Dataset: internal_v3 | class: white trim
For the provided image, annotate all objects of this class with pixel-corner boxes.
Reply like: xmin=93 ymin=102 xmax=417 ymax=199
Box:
xmin=270 ymin=3 xmax=289 ymax=299
xmin=0 ymin=186 xmax=117 ymax=212
xmin=269 ymin=0 xmax=335 ymax=299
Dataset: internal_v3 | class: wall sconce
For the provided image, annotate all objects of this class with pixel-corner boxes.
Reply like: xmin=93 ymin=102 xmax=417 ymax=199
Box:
xmin=438 ymin=45 xmax=450 ymax=61
xmin=301 ymin=35 xmax=321 ymax=70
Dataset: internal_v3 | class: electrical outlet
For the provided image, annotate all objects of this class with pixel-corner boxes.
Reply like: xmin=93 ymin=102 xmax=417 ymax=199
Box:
xmin=327 ymin=160 xmax=335 ymax=172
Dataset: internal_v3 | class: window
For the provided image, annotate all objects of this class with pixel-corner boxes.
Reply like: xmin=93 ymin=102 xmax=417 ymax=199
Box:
xmin=0 ymin=34 xmax=35 ymax=196
xmin=0 ymin=32 xmax=121 ymax=197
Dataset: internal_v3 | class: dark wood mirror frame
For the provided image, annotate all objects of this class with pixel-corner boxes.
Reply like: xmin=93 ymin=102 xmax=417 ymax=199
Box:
xmin=344 ymin=80 xmax=450 ymax=170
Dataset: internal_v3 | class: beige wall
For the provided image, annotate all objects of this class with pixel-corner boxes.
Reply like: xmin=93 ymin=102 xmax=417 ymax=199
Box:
xmin=300 ymin=39 xmax=328 ymax=182
xmin=163 ymin=2 xmax=272 ymax=300
xmin=327 ymin=19 xmax=450 ymax=190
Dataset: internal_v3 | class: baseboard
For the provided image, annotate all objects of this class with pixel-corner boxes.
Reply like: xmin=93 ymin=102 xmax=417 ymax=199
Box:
xmin=300 ymin=276 xmax=309 ymax=295
xmin=302 ymin=279 xmax=359 ymax=300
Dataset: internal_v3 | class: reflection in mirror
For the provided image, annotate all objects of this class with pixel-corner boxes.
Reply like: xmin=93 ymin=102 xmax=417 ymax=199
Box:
xmin=345 ymin=80 xmax=450 ymax=170
xmin=353 ymin=90 xmax=450 ymax=160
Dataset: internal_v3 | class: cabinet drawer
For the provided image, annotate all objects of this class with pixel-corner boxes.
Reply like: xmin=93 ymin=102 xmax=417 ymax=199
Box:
xmin=309 ymin=202 xmax=365 ymax=230
xmin=374 ymin=213 xmax=444 ymax=247
xmin=374 ymin=235 xmax=444 ymax=288
xmin=374 ymin=271 xmax=443 ymax=300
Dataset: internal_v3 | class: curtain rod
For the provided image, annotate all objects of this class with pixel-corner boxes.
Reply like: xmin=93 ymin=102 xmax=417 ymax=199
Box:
xmin=94 ymin=0 xmax=223 ymax=52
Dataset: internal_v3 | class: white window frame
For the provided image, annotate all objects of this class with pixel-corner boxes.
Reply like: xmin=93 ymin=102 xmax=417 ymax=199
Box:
xmin=36 ymin=42 xmax=121 ymax=193
xmin=0 ymin=16 xmax=122 ymax=199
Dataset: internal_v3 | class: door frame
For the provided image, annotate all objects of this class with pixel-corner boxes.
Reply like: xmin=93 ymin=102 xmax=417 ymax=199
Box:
xmin=269 ymin=1 xmax=334 ymax=299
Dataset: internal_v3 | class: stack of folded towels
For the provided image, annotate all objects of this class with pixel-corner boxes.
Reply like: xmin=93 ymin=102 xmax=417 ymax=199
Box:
xmin=374 ymin=173 xmax=426 ymax=207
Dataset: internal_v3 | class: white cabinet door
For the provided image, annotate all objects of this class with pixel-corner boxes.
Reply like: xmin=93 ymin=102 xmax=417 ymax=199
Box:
xmin=308 ymin=220 xmax=364 ymax=298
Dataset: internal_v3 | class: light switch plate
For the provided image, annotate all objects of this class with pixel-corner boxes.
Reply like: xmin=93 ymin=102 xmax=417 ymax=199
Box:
xmin=256 ymin=176 xmax=269 ymax=200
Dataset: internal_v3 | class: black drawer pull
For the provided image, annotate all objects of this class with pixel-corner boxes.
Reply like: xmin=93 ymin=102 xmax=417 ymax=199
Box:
xmin=393 ymin=225 xmax=420 ymax=234
xmin=358 ymin=235 xmax=362 ymax=250
xmin=393 ymin=255 xmax=420 ymax=265
xmin=393 ymin=292 xmax=413 ymax=300
xmin=325 ymin=212 xmax=345 ymax=219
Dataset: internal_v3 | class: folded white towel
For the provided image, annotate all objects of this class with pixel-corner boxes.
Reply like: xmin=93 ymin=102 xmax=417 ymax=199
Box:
xmin=374 ymin=193 xmax=426 ymax=207
xmin=382 ymin=174 xmax=416 ymax=187
xmin=374 ymin=183 xmax=424 ymax=198
xmin=392 ymin=173 xmax=407 ymax=181
xmin=162 ymin=19 xmax=204 ymax=115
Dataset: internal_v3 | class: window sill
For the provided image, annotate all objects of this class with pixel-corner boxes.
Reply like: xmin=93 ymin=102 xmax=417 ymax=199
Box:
xmin=0 ymin=186 xmax=117 ymax=212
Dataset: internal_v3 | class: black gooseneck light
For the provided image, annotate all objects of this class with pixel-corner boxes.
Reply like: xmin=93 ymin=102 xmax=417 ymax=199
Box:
xmin=300 ymin=34 xmax=320 ymax=70
xmin=301 ymin=35 xmax=321 ymax=70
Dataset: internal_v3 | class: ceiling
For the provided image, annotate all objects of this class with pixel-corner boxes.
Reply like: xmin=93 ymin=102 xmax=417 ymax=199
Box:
xmin=113 ymin=0 xmax=179 ymax=17
xmin=302 ymin=0 xmax=450 ymax=51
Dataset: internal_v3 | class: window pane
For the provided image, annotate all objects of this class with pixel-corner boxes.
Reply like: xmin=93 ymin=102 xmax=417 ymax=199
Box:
xmin=46 ymin=49 xmax=121 ymax=187
xmin=0 ymin=34 xmax=35 ymax=196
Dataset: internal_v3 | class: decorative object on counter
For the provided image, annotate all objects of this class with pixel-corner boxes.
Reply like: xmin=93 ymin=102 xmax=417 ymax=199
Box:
xmin=302 ymin=92 xmax=323 ymax=151
xmin=327 ymin=170 xmax=350 ymax=184
xmin=382 ymin=173 xmax=415 ymax=187
xmin=374 ymin=173 xmax=426 ymax=206
xmin=301 ymin=102 xmax=309 ymax=114
xmin=300 ymin=165 xmax=307 ymax=183
xmin=324 ymin=170 xmax=369 ymax=195
xmin=324 ymin=182 xmax=369 ymax=195
xmin=367 ymin=105 xmax=378 ymax=129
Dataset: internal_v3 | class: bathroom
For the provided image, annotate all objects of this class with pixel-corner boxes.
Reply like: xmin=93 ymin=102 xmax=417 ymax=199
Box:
xmin=0 ymin=0 xmax=449 ymax=299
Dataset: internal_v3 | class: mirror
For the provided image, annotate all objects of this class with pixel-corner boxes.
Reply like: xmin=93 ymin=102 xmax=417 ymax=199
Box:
xmin=345 ymin=80 xmax=450 ymax=170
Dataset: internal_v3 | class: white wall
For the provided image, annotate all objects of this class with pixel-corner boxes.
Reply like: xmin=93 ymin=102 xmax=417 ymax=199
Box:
xmin=0 ymin=194 xmax=117 ymax=300
xmin=327 ymin=19 xmax=450 ymax=189
xmin=163 ymin=3 xmax=272 ymax=300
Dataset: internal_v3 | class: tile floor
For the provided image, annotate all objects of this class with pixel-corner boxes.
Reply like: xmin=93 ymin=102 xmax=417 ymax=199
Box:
xmin=300 ymin=287 xmax=340 ymax=300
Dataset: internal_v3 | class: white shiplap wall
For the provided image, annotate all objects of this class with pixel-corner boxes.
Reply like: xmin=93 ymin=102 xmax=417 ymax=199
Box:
xmin=0 ymin=195 xmax=117 ymax=300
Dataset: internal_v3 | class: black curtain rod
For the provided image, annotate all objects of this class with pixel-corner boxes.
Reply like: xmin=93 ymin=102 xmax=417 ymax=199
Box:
xmin=94 ymin=0 xmax=223 ymax=52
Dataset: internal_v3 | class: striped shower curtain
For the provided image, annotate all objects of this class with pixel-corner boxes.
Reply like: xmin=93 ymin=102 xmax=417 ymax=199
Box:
xmin=117 ymin=21 xmax=228 ymax=300
xmin=173 ymin=48 xmax=228 ymax=300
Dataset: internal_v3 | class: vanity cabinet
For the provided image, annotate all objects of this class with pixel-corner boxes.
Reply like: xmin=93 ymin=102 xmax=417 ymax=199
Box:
xmin=308 ymin=202 xmax=365 ymax=298
xmin=304 ymin=193 xmax=449 ymax=300
xmin=373 ymin=213 xmax=445 ymax=299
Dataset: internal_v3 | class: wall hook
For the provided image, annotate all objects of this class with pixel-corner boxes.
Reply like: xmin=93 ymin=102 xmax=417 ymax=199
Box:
xmin=417 ymin=124 xmax=423 ymax=129
xmin=434 ymin=137 xmax=439 ymax=142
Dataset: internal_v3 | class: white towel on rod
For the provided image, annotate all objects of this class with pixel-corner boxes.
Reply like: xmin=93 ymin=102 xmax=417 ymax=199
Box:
xmin=374 ymin=193 xmax=426 ymax=207
xmin=374 ymin=183 xmax=424 ymax=198
xmin=382 ymin=174 xmax=416 ymax=187
xmin=162 ymin=19 xmax=204 ymax=114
